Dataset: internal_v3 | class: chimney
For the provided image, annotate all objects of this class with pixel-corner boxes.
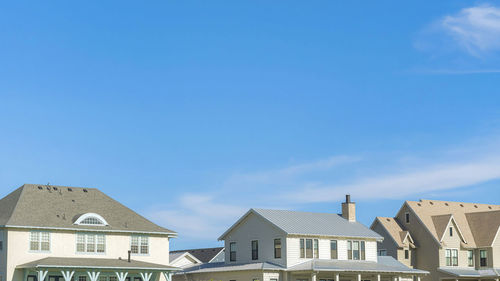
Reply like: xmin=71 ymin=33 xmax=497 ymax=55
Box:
xmin=128 ymin=250 xmax=131 ymax=262
xmin=342 ymin=194 xmax=356 ymax=222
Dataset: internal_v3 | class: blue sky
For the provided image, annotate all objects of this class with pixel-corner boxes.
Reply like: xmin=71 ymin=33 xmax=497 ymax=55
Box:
xmin=1 ymin=1 xmax=500 ymax=250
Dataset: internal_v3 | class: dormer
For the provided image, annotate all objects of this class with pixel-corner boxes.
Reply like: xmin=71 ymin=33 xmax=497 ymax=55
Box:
xmin=74 ymin=213 xmax=109 ymax=226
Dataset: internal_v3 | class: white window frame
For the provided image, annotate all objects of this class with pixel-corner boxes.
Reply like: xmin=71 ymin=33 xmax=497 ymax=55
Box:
xmin=76 ymin=233 xmax=106 ymax=254
xmin=130 ymin=235 xmax=149 ymax=255
xmin=445 ymin=248 xmax=458 ymax=266
xmin=29 ymin=231 xmax=51 ymax=252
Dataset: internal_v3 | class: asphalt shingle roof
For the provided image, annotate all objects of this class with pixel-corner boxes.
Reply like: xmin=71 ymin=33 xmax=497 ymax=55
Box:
xmin=171 ymin=247 xmax=224 ymax=263
xmin=0 ymin=184 xmax=176 ymax=235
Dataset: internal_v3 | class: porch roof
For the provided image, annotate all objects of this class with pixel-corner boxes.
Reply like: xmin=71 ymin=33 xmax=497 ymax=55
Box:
xmin=17 ymin=257 xmax=180 ymax=271
xmin=287 ymin=257 xmax=428 ymax=275
xmin=437 ymin=267 xmax=500 ymax=278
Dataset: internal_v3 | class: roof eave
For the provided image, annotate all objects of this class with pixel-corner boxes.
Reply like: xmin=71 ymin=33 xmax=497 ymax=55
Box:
xmin=1 ymin=225 xmax=177 ymax=237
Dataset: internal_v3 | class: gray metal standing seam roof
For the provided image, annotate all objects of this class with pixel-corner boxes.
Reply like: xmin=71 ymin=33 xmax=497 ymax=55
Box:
xmin=220 ymin=208 xmax=383 ymax=240
xmin=438 ymin=267 xmax=500 ymax=277
xmin=287 ymin=256 xmax=428 ymax=274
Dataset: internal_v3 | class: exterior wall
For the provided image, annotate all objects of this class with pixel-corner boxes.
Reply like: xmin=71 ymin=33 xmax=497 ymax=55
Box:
xmin=210 ymin=250 xmax=225 ymax=263
xmin=289 ymin=272 xmax=414 ymax=281
xmin=439 ymin=220 xmax=467 ymax=268
xmin=5 ymin=228 xmax=170 ymax=281
xmin=286 ymin=236 xmax=377 ymax=267
xmin=175 ymin=270 xmax=269 ymax=281
xmin=223 ymin=213 xmax=287 ymax=267
xmin=171 ymin=256 xmax=200 ymax=268
xmin=492 ymin=230 xmax=500 ymax=267
xmin=0 ymin=230 xmax=6 ymax=281
xmin=395 ymin=204 xmax=440 ymax=281
xmin=371 ymin=221 xmax=399 ymax=260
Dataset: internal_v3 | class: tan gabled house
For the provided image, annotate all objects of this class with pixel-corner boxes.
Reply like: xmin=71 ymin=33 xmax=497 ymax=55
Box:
xmin=0 ymin=184 xmax=179 ymax=281
xmin=371 ymin=199 xmax=500 ymax=281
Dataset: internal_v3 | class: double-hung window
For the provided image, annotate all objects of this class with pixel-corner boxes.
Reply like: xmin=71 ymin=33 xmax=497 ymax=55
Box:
xmin=251 ymin=240 xmax=258 ymax=260
xmin=131 ymin=236 xmax=149 ymax=254
xmin=313 ymin=239 xmax=319 ymax=258
xmin=229 ymin=242 xmax=236 ymax=262
xmin=274 ymin=238 xmax=281 ymax=259
xmin=29 ymin=231 xmax=50 ymax=252
xmin=480 ymin=250 xmax=487 ymax=267
xmin=445 ymin=249 xmax=458 ymax=266
xmin=76 ymin=233 xmax=105 ymax=253
xmin=330 ymin=240 xmax=338 ymax=259
xmin=468 ymin=250 xmax=474 ymax=267
xmin=347 ymin=240 xmax=366 ymax=260
xmin=300 ymin=238 xmax=317 ymax=258
xmin=300 ymin=239 xmax=305 ymax=258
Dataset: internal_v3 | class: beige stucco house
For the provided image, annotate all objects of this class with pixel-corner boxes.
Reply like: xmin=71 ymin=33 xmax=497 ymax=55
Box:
xmin=176 ymin=195 xmax=427 ymax=281
xmin=0 ymin=184 xmax=179 ymax=281
xmin=370 ymin=199 xmax=500 ymax=281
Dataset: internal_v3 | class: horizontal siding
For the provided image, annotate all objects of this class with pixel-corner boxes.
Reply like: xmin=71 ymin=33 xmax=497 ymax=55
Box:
xmin=287 ymin=237 xmax=378 ymax=266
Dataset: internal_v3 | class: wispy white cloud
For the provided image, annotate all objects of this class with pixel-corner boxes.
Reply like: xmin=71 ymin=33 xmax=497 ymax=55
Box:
xmin=148 ymin=136 xmax=500 ymax=247
xmin=148 ymin=194 xmax=246 ymax=241
xmin=441 ymin=4 xmax=500 ymax=56
xmin=414 ymin=4 xmax=500 ymax=73
xmin=286 ymin=157 xmax=500 ymax=203
xmin=225 ymin=155 xmax=360 ymax=186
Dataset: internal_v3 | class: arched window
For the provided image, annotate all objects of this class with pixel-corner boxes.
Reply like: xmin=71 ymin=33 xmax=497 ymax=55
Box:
xmin=74 ymin=213 xmax=108 ymax=226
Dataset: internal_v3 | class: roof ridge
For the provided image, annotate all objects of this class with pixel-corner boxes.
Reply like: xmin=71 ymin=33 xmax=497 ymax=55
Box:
xmin=171 ymin=247 xmax=224 ymax=253
xmin=411 ymin=199 xmax=500 ymax=207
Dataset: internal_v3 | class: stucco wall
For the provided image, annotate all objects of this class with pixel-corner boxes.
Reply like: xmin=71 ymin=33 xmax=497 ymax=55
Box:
xmin=5 ymin=228 xmax=170 ymax=281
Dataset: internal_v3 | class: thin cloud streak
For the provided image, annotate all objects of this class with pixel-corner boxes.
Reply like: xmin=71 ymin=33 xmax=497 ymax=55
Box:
xmin=287 ymin=157 xmax=500 ymax=203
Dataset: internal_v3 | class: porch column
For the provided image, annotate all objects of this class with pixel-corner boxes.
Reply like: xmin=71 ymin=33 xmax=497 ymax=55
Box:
xmin=115 ymin=272 xmax=128 ymax=281
xmin=417 ymin=277 xmax=420 ymax=281
xmin=283 ymin=272 xmax=288 ymax=281
xmin=311 ymin=272 xmax=317 ymax=281
xmin=162 ymin=272 xmax=172 ymax=281
xmin=87 ymin=272 xmax=101 ymax=281
xmin=377 ymin=274 xmax=381 ymax=281
xmin=38 ymin=270 xmax=48 ymax=281
xmin=357 ymin=274 xmax=361 ymax=281
xmin=140 ymin=272 xmax=153 ymax=281
xmin=393 ymin=276 xmax=398 ymax=281
xmin=335 ymin=273 xmax=340 ymax=281
xmin=61 ymin=271 xmax=75 ymax=281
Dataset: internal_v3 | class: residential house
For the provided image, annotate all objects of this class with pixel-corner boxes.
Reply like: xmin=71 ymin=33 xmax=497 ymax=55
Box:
xmin=177 ymin=195 xmax=427 ymax=281
xmin=0 ymin=184 xmax=179 ymax=281
xmin=169 ymin=248 xmax=224 ymax=269
xmin=371 ymin=199 xmax=500 ymax=281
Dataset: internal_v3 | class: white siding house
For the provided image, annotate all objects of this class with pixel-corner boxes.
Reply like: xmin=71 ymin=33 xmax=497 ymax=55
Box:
xmin=176 ymin=195 xmax=427 ymax=281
